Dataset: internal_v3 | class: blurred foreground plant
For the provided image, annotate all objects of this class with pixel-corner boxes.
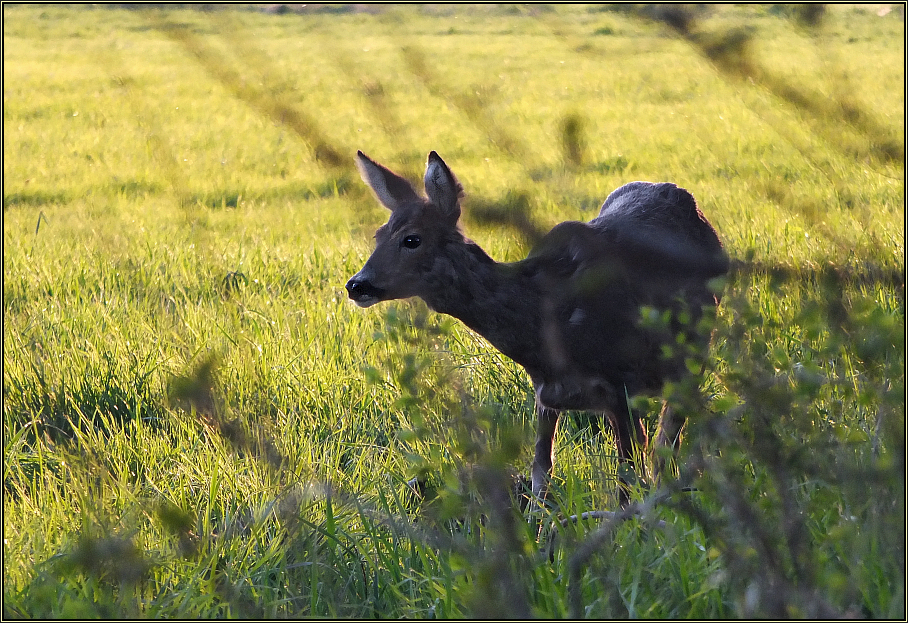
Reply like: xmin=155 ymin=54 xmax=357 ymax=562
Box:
xmin=659 ymin=267 xmax=905 ymax=618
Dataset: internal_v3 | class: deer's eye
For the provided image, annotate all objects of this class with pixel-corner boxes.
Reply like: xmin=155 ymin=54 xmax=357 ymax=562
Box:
xmin=401 ymin=235 xmax=421 ymax=249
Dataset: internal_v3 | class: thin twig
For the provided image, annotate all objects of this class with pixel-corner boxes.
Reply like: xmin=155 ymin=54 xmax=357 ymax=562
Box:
xmin=565 ymin=488 xmax=673 ymax=618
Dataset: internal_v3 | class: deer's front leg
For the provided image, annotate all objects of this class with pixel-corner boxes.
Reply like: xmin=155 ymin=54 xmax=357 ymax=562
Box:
xmin=531 ymin=402 xmax=560 ymax=512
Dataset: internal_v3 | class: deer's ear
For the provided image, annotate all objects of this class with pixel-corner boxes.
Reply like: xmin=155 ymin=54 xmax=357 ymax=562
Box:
xmin=356 ymin=151 xmax=421 ymax=211
xmin=424 ymin=151 xmax=463 ymax=223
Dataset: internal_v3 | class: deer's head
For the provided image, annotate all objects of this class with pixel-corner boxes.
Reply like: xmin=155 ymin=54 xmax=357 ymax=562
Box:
xmin=346 ymin=151 xmax=465 ymax=308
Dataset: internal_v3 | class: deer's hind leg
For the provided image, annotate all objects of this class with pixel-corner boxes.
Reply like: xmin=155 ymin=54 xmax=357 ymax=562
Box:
xmin=603 ymin=396 xmax=648 ymax=508
xmin=653 ymin=400 xmax=686 ymax=484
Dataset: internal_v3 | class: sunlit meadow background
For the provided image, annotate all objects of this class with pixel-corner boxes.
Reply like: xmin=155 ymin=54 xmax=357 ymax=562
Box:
xmin=3 ymin=4 xmax=904 ymax=618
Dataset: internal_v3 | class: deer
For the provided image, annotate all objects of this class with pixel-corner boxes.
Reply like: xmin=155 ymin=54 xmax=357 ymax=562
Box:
xmin=346 ymin=150 xmax=728 ymax=511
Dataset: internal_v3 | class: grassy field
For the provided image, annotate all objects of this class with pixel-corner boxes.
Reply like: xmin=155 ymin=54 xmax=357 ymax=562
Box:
xmin=3 ymin=4 xmax=904 ymax=618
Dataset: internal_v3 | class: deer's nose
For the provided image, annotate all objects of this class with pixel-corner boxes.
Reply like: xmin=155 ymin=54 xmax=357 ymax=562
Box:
xmin=345 ymin=278 xmax=365 ymax=297
xmin=345 ymin=278 xmax=385 ymax=302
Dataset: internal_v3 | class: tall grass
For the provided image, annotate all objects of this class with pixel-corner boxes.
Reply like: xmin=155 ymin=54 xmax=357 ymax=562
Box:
xmin=4 ymin=4 xmax=904 ymax=618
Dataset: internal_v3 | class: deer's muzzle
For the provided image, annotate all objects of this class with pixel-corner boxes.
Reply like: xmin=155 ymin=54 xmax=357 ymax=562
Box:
xmin=345 ymin=277 xmax=386 ymax=307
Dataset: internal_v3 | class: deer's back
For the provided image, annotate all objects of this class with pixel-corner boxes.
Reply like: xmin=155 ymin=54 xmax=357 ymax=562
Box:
xmin=522 ymin=181 xmax=727 ymax=394
xmin=593 ymin=181 xmax=726 ymax=272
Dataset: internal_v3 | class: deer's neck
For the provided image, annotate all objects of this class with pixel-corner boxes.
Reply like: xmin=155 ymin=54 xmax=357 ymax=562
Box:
xmin=420 ymin=240 xmax=545 ymax=373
